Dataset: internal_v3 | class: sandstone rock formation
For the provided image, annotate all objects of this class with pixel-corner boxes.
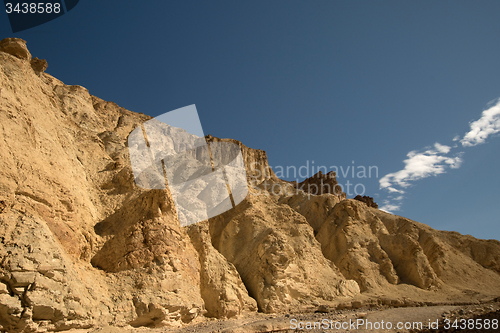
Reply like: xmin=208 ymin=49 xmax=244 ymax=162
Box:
xmin=208 ymin=189 xmax=359 ymax=313
xmin=0 ymin=38 xmax=31 ymax=61
xmin=186 ymin=223 xmax=257 ymax=318
xmin=1 ymin=38 xmax=500 ymax=332
xmin=205 ymin=135 xmax=276 ymax=183
xmin=30 ymin=57 xmax=48 ymax=74
xmin=353 ymin=195 xmax=378 ymax=208
xmin=294 ymin=171 xmax=344 ymax=197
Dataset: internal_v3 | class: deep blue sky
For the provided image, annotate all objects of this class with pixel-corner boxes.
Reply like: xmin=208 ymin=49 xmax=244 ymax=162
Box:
xmin=1 ymin=1 xmax=499 ymax=240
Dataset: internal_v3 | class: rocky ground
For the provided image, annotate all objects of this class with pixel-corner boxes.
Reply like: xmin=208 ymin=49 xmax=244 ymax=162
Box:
xmin=63 ymin=300 xmax=500 ymax=332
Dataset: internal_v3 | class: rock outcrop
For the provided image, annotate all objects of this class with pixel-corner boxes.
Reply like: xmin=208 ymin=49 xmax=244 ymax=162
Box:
xmin=0 ymin=38 xmax=31 ymax=61
xmin=295 ymin=171 xmax=345 ymax=197
xmin=30 ymin=57 xmax=48 ymax=74
xmin=205 ymin=135 xmax=277 ymax=183
xmin=353 ymin=195 xmax=378 ymax=208
xmin=1 ymin=38 xmax=500 ymax=332
xmin=186 ymin=223 xmax=257 ymax=318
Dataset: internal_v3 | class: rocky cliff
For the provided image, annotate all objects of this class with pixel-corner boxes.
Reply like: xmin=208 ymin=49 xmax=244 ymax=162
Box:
xmin=0 ymin=38 xmax=499 ymax=332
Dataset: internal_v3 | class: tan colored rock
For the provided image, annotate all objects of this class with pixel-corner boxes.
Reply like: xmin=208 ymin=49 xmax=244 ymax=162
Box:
xmin=129 ymin=301 xmax=177 ymax=328
xmin=0 ymin=200 xmax=7 ymax=214
xmin=0 ymin=294 xmax=24 ymax=328
xmin=209 ymin=189 xmax=359 ymax=313
xmin=373 ymin=208 xmax=500 ymax=295
xmin=0 ymin=38 xmax=31 ymax=61
xmin=187 ymin=222 xmax=258 ymax=318
xmin=279 ymin=191 xmax=343 ymax=232
xmin=294 ymin=171 xmax=345 ymax=197
xmin=316 ymin=200 xmax=400 ymax=291
xmin=206 ymin=136 xmax=277 ymax=183
xmin=10 ymin=272 xmax=36 ymax=287
xmin=0 ymin=37 xmax=201 ymax=330
xmin=30 ymin=57 xmax=48 ymax=74
xmin=316 ymin=200 xmax=500 ymax=299
xmin=0 ymin=283 xmax=8 ymax=295
xmin=0 ymin=212 xmax=114 ymax=332
xmin=438 ymin=231 xmax=500 ymax=274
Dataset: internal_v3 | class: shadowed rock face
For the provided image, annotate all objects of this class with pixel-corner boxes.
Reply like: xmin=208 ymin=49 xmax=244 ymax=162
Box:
xmin=30 ymin=57 xmax=48 ymax=74
xmin=353 ymin=195 xmax=378 ymax=208
xmin=1 ymin=38 xmax=500 ymax=332
xmin=0 ymin=38 xmax=31 ymax=61
xmin=295 ymin=171 xmax=346 ymax=197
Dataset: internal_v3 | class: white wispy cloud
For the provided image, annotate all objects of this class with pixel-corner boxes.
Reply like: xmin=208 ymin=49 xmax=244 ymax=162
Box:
xmin=379 ymin=197 xmax=403 ymax=213
xmin=379 ymin=200 xmax=401 ymax=213
xmin=380 ymin=98 xmax=500 ymax=214
xmin=379 ymin=143 xmax=462 ymax=194
xmin=434 ymin=142 xmax=451 ymax=154
xmin=461 ymin=98 xmax=500 ymax=147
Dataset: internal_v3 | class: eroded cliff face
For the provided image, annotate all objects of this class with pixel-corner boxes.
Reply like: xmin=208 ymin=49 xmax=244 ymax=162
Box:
xmin=1 ymin=38 xmax=500 ymax=332
xmin=205 ymin=136 xmax=276 ymax=183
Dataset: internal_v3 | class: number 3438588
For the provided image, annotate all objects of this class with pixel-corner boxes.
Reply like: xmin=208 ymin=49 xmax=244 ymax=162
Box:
xmin=5 ymin=3 xmax=61 ymax=14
